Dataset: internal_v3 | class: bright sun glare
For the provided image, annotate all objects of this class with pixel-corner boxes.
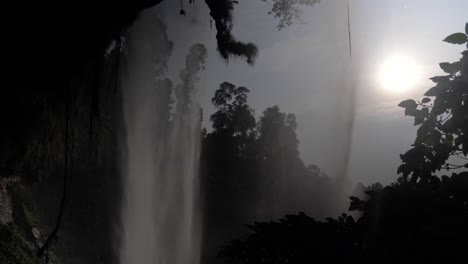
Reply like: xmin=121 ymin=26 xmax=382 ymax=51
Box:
xmin=379 ymin=55 xmax=421 ymax=92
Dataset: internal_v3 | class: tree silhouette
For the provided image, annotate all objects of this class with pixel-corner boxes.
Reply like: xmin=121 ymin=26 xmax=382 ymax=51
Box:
xmin=211 ymin=82 xmax=256 ymax=138
xmin=205 ymin=0 xmax=321 ymax=63
xmin=398 ymin=23 xmax=468 ymax=183
xmin=258 ymin=106 xmax=299 ymax=160
xmin=201 ymin=82 xmax=337 ymax=264
xmin=216 ymin=23 xmax=468 ymax=264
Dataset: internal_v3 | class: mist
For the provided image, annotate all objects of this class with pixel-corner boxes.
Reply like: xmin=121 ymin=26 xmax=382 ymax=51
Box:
xmin=3 ymin=1 xmax=468 ymax=264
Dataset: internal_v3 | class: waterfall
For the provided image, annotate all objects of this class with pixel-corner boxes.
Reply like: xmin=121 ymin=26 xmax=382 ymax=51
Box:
xmin=119 ymin=9 xmax=203 ymax=264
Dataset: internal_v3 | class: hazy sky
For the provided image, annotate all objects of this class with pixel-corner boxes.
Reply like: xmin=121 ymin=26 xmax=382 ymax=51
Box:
xmin=156 ymin=0 xmax=468 ymax=186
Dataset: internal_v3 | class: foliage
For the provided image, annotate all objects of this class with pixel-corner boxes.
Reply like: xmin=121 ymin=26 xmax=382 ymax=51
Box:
xmin=174 ymin=43 xmax=208 ymax=116
xmin=1 ymin=0 xmax=319 ymax=176
xmin=219 ymin=174 xmax=468 ymax=263
xmin=398 ymin=23 xmax=468 ymax=182
xmin=0 ymin=225 xmax=44 ymax=264
xmin=217 ymin=23 xmax=468 ymax=264
xmin=201 ymin=82 xmax=337 ymax=264
xmin=210 ymin=82 xmax=256 ymax=139
xmin=204 ymin=0 xmax=320 ymax=64
xmin=218 ymin=212 xmax=358 ymax=263
xmin=262 ymin=0 xmax=321 ymax=30
xmin=0 ymin=184 xmax=61 ymax=264
xmin=258 ymin=105 xmax=299 ymax=159
xmin=204 ymin=0 xmax=259 ymax=64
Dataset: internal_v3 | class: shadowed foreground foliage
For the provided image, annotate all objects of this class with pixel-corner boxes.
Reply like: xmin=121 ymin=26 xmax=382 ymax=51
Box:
xmin=219 ymin=174 xmax=468 ymax=263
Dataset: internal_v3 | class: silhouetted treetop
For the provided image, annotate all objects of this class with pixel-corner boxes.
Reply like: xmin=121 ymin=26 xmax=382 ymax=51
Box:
xmin=258 ymin=106 xmax=299 ymax=159
xmin=210 ymin=82 xmax=256 ymax=137
xmin=201 ymin=81 xmax=337 ymax=264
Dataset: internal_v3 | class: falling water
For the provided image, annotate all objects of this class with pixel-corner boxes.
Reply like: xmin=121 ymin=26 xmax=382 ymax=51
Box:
xmin=119 ymin=9 xmax=201 ymax=264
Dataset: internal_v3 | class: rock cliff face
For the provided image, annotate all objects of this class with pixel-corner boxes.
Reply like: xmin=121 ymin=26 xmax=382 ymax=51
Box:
xmin=0 ymin=177 xmax=19 ymax=225
xmin=0 ymin=177 xmax=60 ymax=264
xmin=1 ymin=2 xmax=164 ymax=262
xmin=1 ymin=0 xmax=165 ymax=179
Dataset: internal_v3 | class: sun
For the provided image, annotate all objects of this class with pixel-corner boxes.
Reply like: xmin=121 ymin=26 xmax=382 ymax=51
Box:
xmin=378 ymin=55 xmax=420 ymax=92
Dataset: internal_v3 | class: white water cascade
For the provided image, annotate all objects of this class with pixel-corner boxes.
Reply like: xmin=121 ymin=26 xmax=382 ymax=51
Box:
xmin=119 ymin=9 xmax=201 ymax=264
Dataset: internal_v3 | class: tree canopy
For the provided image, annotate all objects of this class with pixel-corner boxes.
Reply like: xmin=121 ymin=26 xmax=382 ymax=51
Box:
xmin=201 ymin=81 xmax=339 ymax=264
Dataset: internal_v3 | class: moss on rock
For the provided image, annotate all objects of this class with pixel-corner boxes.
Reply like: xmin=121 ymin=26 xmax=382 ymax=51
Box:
xmin=0 ymin=181 xmax=61 ymax=264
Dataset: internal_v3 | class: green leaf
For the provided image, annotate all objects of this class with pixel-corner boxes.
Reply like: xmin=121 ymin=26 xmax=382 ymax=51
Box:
xmin=421 ymin=107 xmax=429 ymax=117
xmin=421 ymin=98 xmax=431 ymax=103
xmin=430 ymin=76 xmax=450 ymax=83
xmin=446 ymin=134 xmax=454 ymax=142
xmin=416 ymin=122 xmax=431 ymax=138
xmin=433 ymin=130 xmax=442 ymax=142
xmin=439 ymin=61 xmax=460 ymax=74
xmin=414 ymin=110 xmax=425 ymax=125
xmin=443 ymin=32 xmax=468 ymax=44
xmin=419 ymin=129 xmax=439 ymax=147
xmin=463 ymin=136 xmax=468 ymax=155
xmin=398 ymin=99 xmax=417 ymax=109
xmin=439 ymin=62 xmax=451 ymax=72
xmin=424 ymin=86 xmax=440 ymax=96
xmin=397 ymin=164 xmax=410 ymax=177
xmin=425 ymin=82 xmax=450 ymax=96
xmin=402 ymin=148 xmax=419 ymax=160
xmin=405 ymin=107 xmax=417 ymax=117
xmin=423 ymin=134 xmax=435 ymax=146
